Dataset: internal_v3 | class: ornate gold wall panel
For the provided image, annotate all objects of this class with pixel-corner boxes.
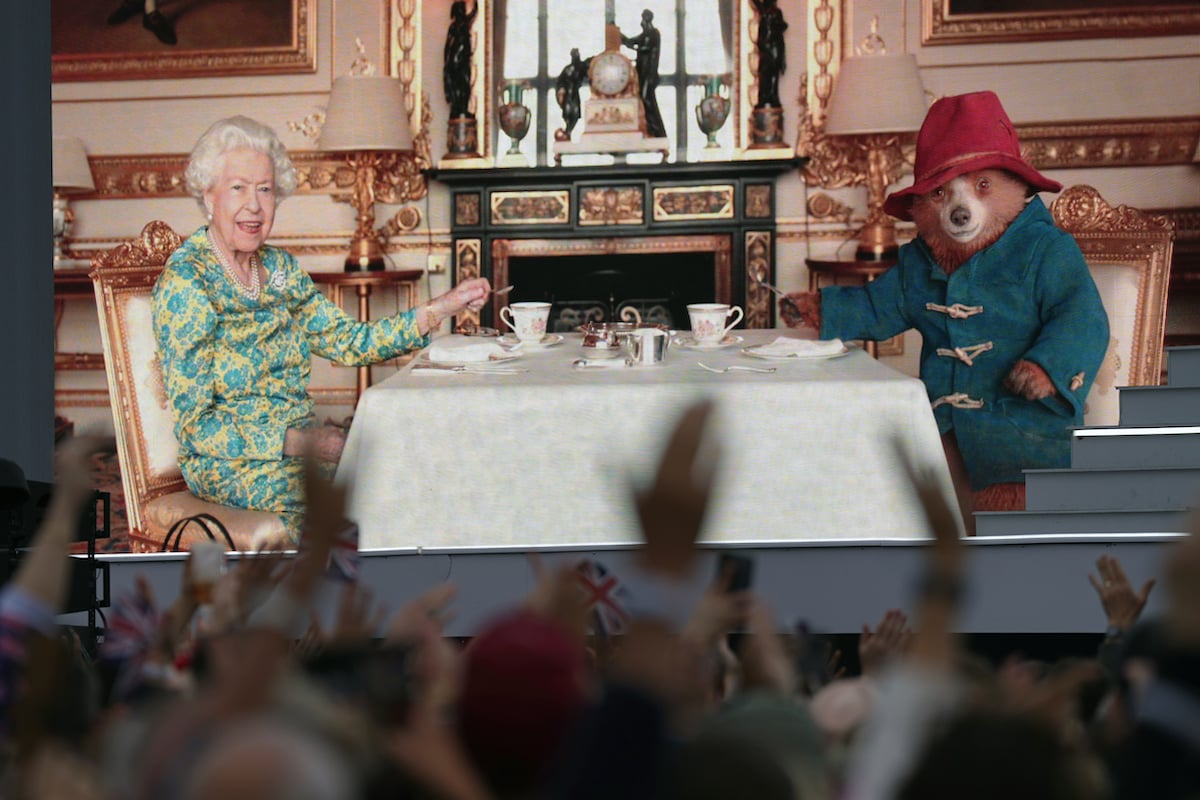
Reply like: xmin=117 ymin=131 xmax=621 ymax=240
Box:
xmin=652 ymin=185 xmax=735 ymax=221
xmin=490 ymin=191 xmax=571 ymax=225
xmin=745 ymin=184 xmax=773 ymax=218
xmin=579 ymin=187 xmax=645 ymax=226
xmin=455 ymin=193 xmax=482 ymax=226
xmin=85 ymin=151 xmax=424 ymax=199
xmin=455 ymin=239 xmax=483 ymax=332
xmin=1019 ymin=119 xmax=1200 ymax=170
xmin=64 ymin=231 xmax=453 ymax=263
xmin=744 ymin=231 xmax=773 ymax=329
xmin=799 ymin=117 xmax=1200 ymax=193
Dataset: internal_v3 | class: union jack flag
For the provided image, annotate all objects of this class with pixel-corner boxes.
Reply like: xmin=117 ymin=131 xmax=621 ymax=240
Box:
xmin=100 ymin=589 xmax=161 ymax=663
xmin=324 ymin=523 xmax=361 ymax=583
xmin=575 ymin=558 xmax=631 ymax=638
xmin=99 ymin=587 xmax=163 ymax=700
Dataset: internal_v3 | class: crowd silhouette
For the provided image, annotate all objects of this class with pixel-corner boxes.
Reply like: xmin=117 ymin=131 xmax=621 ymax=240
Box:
xmin=1 ymin=400 xmax=1198 ymax=799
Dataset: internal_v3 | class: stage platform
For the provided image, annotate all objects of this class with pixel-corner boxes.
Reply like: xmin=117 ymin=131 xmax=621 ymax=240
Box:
xmin=61 ymin=532 xmax=1182 ymax=637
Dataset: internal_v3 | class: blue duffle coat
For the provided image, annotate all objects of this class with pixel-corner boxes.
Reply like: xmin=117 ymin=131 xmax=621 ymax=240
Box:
xmin=820 ymin=197 xmax=1109 ymax=489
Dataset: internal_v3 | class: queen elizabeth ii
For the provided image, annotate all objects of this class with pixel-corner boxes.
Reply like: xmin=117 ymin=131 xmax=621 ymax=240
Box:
xmin=152 ymin=116 xmax=490 ymax=542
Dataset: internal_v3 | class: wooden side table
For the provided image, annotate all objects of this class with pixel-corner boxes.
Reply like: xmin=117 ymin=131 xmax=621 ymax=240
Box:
xmin=805 ymin=258 xmax=899 ymax=359
xmin=312 ymin=270 xmax=423 ymax=405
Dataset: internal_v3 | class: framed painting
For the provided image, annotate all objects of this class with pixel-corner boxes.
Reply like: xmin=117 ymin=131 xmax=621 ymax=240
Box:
xmin=52 ymin=0 xmax=316 ymax=82
xmin=922 ymin=0 xmax=1200 ymax=45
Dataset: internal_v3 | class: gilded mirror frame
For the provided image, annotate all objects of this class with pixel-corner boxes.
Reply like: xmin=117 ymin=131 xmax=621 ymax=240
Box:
xmin=922 ymin=0 xmax=1200 ymax=45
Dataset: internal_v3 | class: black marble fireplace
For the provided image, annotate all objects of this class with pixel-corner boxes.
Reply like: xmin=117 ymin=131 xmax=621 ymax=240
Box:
xmin=434 ymin=158 xmax=800 ymax=332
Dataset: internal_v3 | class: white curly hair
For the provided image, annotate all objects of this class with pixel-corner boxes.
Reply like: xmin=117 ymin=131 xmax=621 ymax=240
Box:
xmin=184 ymin=116 xmax=298 ymax=213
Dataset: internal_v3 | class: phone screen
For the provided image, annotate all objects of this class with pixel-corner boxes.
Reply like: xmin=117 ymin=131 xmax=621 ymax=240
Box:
xmin=716 ymin=552 xmax=754 ymax=592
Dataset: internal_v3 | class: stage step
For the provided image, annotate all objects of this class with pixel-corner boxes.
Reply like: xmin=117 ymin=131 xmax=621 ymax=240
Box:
xmin=1071 ymin=427 xmax=1200 ymax=469
xmin=1118 ymin=386 xmax=1200 ymax=427
xmin=974 ymin=508 xmax=1192 ymax=537
xmin=1023 ymin=466 xmax=1200 ymax=512
xmin=1167 ymin=345 xmax=1200 ymax=387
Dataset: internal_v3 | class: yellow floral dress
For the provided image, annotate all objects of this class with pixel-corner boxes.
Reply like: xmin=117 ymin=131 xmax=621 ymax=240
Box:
xmin=152 ymin=227 xmax=428 ymax=541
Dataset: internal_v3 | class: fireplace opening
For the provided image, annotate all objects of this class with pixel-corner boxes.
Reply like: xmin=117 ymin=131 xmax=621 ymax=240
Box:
xmin=508 ymin=252 xmax=716 ymax=331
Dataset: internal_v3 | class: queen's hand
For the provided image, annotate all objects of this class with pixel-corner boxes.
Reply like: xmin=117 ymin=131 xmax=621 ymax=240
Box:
xmin=433 ymin=277 xmax=492 ymax=317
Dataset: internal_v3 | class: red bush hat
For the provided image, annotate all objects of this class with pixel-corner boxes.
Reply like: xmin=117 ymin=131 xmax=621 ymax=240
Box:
xmin=883 ymin=90 xmax=1061 ymax=221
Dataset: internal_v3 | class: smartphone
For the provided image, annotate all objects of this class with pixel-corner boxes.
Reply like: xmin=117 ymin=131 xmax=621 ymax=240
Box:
xmin=716 ymin=552 xmax=754 ymax=592
xmin=301 ymin=643 xmax=417 ymax=726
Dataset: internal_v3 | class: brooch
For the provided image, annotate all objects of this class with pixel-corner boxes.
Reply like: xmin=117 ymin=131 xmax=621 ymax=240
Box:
xmin=269 ymin=270 xmax=286 ymax=290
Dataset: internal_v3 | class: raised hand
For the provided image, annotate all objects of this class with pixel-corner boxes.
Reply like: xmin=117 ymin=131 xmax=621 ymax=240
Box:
xmin=1163 ymin=523 xmax=1200 ymax=644
xmin=1087 ymin=554 xmax=1154 ymax=631
xmin=893 ymin=437 xmax=963 ymax=566
xmin=329 ymin=582 xmax=387 ymax=646
xmin=738 ymin=601 xmax=796 ymax=696
xmin=231 ymin=549 xmax=288 ymax=618
xmin=634 ymin=399 xmax=720 ymax=579
xmin=523 ymin=552 xmax=589 ymax=641
xmin=14 ymin=436 xmax=114 ymax=609
xmin=384 ymin=583 xmax=462 ymax=716
xmin=682 ymin=573 xmax=750 ymax=647
xmin=434 ymin=276 xmax=492 ymax=317
xmin=859 ymin=608 xmax=913 ymax=676
xmin=892 ymin=437 xmax=964 ymax=668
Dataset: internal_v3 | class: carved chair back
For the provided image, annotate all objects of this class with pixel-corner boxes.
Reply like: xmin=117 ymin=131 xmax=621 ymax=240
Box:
xmin=1051 ymin=186 xmax=1175 ymax=427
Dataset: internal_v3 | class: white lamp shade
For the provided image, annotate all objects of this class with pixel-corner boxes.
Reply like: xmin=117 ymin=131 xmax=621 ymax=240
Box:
xmin=52 ymin=136 xmax=95 ymax=192
xmin=320 ymin=75 xmax=413 ymax=151
xmin=823 ymin=53 xmax=927 ymax=136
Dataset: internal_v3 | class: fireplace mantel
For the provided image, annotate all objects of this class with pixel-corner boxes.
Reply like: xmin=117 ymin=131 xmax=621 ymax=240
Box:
xmin=436 ymin=158 xmax=802 ymax=331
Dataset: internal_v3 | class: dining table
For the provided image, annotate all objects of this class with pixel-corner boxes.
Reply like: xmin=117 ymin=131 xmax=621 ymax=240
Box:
xmin=336 ymin=329 xmax=960 ymax=549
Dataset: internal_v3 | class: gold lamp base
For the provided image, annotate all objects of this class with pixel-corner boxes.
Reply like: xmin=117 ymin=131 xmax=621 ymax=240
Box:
xmin=855 ymin=218 xmax=900 ymax=262
xmin=344 ymin=234 xmax=386 ymax=272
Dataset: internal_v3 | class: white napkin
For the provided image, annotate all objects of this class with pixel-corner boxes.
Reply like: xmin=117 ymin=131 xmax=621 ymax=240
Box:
xmin=753 ymin=336 xmax=845 ymax=357
xmin=426 ymin=334 xmax=508 ymax=363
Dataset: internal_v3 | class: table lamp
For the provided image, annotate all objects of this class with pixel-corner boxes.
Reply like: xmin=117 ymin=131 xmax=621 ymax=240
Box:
xmin=320 ymin=75 xmax=413 ymax=271
xmin=822 ymin=23 xmax=926 ymax=261
xmin=52 ymin=136 xmax=95 ymax=267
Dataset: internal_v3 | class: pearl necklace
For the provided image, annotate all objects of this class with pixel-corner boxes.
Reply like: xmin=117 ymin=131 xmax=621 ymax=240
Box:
xmin=209 ymin=228 xmax=260 ymax=300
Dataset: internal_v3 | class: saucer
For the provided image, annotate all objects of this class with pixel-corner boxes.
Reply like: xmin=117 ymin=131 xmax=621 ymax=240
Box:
xmin=499 ymin=333 xmax=565 ymax=348
xmin=673 ymin=334 xmax=744 ymax=351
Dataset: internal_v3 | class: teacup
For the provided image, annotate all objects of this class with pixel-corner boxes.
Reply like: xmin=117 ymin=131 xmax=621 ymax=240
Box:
xmin=624 ymin=327 xmax=670 ymax=365
xmin=687 ymin=303 xmax=743 ymax=346
xmin=500 ymin=301 xmax=552 ymax=345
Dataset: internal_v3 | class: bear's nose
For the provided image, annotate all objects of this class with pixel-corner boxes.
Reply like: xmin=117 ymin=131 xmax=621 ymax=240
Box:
xmin=950 ymin=206 xmax=971 ymax=227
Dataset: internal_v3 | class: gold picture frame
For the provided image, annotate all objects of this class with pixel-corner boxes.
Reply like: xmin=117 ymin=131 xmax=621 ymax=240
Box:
xmin=52 ymin=0 xmax=316 ymax=83
xmin=922 ymin=0 xmax=1200 ymax=46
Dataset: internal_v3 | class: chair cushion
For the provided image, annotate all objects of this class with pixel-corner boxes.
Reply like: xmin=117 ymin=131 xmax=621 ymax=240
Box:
xmin=121 ymin=293 xmax=183 ymax=481
xmin=143 ymin=490 xmax=289 ymax=551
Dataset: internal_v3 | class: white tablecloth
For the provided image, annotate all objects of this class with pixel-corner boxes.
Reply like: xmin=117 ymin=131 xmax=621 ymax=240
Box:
xmin=337 ymin=330 xmax=959 ymax=548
